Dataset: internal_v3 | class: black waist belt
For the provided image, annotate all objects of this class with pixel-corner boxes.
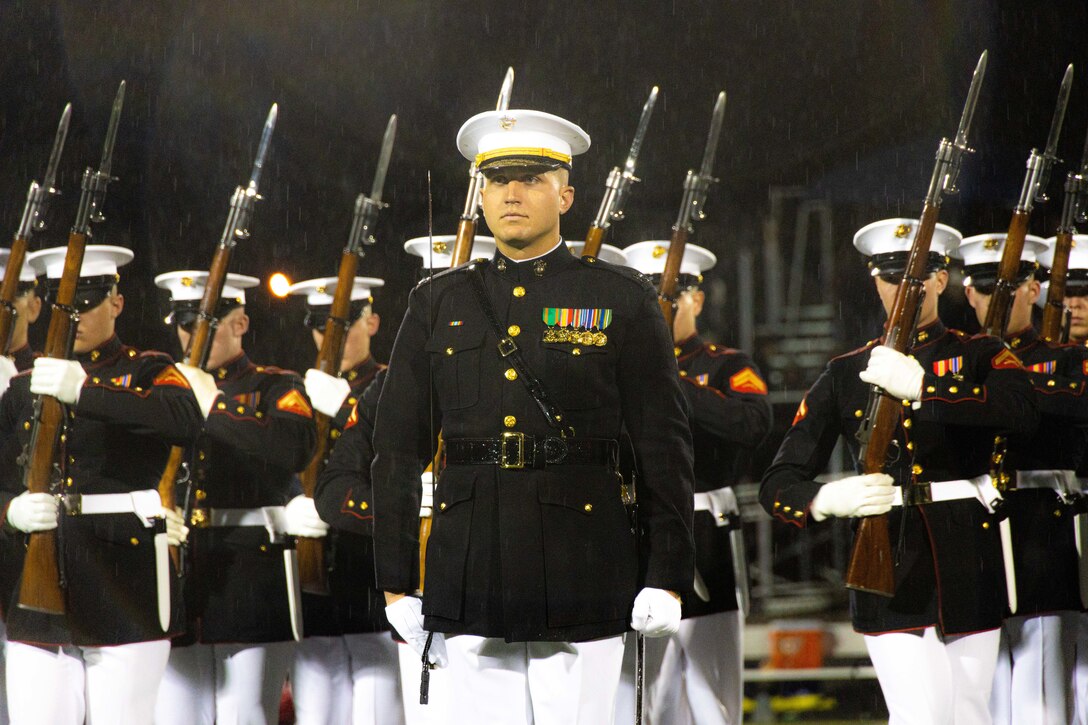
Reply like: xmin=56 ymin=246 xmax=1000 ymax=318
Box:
xmin=445 ymin=434 xmax=617 ymax=470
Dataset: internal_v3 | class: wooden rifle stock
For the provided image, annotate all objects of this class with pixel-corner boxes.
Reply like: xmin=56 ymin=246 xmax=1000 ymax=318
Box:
xmin=450 ymin=218 xmax=478 ymax=270
xmin=297 ymin=248 xmax=361 ymax=595
xmin=845 ymin=209 xmax=940 ymax=596
xmin=19 ymin=231 xmax=89 ymax=613
xmin=581 ymin=225 xmax=606 ymax=260
xmin=0 ymin=237 xmax=29 ymax=354
xmin=657 ymin=227 xmax=690 ymax=330
xmin=983 ymin=212 xmax=1030 ymax=337
xmin=1042 ymin=229 xmax=1074 ymax=342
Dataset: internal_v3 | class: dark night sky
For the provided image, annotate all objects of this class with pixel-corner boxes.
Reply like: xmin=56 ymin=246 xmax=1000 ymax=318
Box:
xmin=1 ymin=0 xmax=1086 ymax=379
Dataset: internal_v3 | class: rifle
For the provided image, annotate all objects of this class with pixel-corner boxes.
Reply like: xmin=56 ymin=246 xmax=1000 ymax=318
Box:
xmin=984 ymin=64 xmax=1073 ymax=338
xmin=1042 ymin=109 xmax=1088 ymax=342
xmin=449 ymin=67 xmax=514 ymax=268
xmin=1 ymin=104 xmax=71 ymax=354
xmin=657 ymin=91 xmax=726 ymax=329
xmin=298 ymin=114 xmax=396 ymax=595
xmin=19 ymin=82 xmax=125 ymax=614
xmin=846 ymin=52 xmax=987 ymax=596
xmin=157 ymin=104 xmax=277 ymax=567
xmin=581 ymin=87 xmax=658 ymax=259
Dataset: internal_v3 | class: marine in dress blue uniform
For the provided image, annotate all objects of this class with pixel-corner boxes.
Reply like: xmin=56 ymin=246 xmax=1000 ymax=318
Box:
xmin=286 ymin=275 xmax=404 ymax=725
xmin=372 ymin=110 xmax=696 ymax=723
xmin=957 ymin=233 xmax=1088 ymax=724
xmin=0 ymin=246 xmax=203 ymax=724
xmin=760 ymin=219 xmax=1039 ymax=725
xmin=152 ymin=271 xmax=318 ymax=725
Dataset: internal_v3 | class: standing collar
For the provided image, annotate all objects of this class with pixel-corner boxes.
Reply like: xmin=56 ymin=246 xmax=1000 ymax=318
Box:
xmin=344 ymin=355 xmax=381 ymax=384
xmin=489 ymin=240 xmax=579 ymax=282
xmin=1006 ymin=325 xmax=1038 ymax=351
xmin=77 ymin=335 xmax=124 ymax=367
xmin=674 ymin=333 xmax=704 ymax=359
xmin=210 ymin=352 xmax=253 ymax=382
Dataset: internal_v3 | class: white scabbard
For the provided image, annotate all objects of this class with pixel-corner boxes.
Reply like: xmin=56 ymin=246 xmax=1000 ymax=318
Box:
xmin=154 ymin=532 xmax=171 ymax=632
xmin=999 ymin=517 xmax=1017 ymax=615
xmin=284 ymin=547 xmax=304 ymax=642
xmin=1076 ymin=512 xmax=1088 ymax=609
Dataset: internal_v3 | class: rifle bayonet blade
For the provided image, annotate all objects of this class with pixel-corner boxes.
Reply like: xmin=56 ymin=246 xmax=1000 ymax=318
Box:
xmin=496 ymin=67 xmax=515 ymax=111
xmin=1043 ymin=64 xmax=1074 ymax=159
xmin=954 ymin=51 xmax=987 ymax=148
xmin=42 ymin=103 xmax=72 ymax=192
xmin=698 ymin=91 xmax=727 ymax=179
xmin=247 ymin=103 xmax=278 ymax=195
xmin=624 ymin=86 xmax=659 ymax=176
xmin=98 ymin=81 xmax=126 ymax=177
xmin=368 ymin=114 xmax=397 ymax=204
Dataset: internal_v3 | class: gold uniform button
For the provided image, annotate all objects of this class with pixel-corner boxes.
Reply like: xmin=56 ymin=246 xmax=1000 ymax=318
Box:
xmin=948 ymin=386 xmax=958 ymax=394
xmin=1055 ymin=509 xmax=1064 ymax=518
xmin=503 ymin=415 xmax=517 ymax=428
xmin=439 ymin=502 xmax=447 ymax=511
xmin=347 ymin=500 xmax=354 ymax=508
xmin=90 ymin=350 xmax=100 ymax=361
xmin=259 ymin=544 xmax=268 ymax=552
xmin=508 ymin=325 xmax=521 ymax=337
xmin=504 ymin=368 xmax=518 ymax=381
xmin=901 ymin=399 xmax=910 ymax=407
xmin=854 ymin=409 xmax=863 ymax=418
xmin=1046 ymin=379 xmax=1056 ymax=387
xmin=674 ymin=347 xmax=682 ymax=357
xmin=906 ymin=442 xmax=914 ymax=451
xmin=360 ymin=501 xmax=369 ymax=510
xmin=572 ymin=348 xmax=581 ymax=356
xmin=584 ymin=504 xmax=593 ymax=512
xmin=256 ymin=366 xmax=265 ymax=372
xmin=973 ymin=387 xmax=981 ymax=394
xmin=195 ymin=489 xmax=207 ymax=501
xmin=793 ymin=511 xmax=803 ymax=518
xmin=903 ymin=419 xmax=912 ymax=429
xmin=773 ymin=501 xmax=781 ymax=509
xmin=347 ymin=397 xmax=357 ymax=406
xmin=512 ymin=286 xmax=526 ymax=298
xmin=127 ymin=349 xmax=136 ymax=358
xmin=198 ymin=451 xmax=206 ymax=461
xmin=66 ymin=477 xmax=73 ymax=486
xmin=256 ymin=412 xmax=263 ymax=419
xmin=217 ymin=368 xmax=227 ymax=379
xmin=91 ymin=377 xmax=100 ymax=384
xmin=783 ymin=506 xmax=792 ymax=513
xmin=236 ymin=406 xmax=246 ymax=414
xmin=23 ymin=421 xmax=30 ymax=431
xmin=445 ymin=347 xmax=455 ymax=356
xmin=679 ymin=370 xmax=688 ymax=377
xmin=982 ymin=521 xmax=990 ymax=530
xmin=217 ymin=402 xmax=227 ymax=410
xmin=130 ymin=537 xmax=140 ymax=546
xmin=331 ymin=429 xmax=341 ymax=439
xmin=926 ymin=385 xmax=936 ymax=393
xmin=912 ymin=464 xmax=923 ymax=475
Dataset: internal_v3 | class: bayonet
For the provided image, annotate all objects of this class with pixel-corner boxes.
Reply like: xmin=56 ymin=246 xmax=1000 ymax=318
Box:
xmin=41 ymin=104 xmax=71 ymax=199
xmin=76 ymin=80 xmax=126 ymax=232
xmin=348 ymin=113 xmax=398 ymax=254
xmin=246 ymin=103 xmax=278 ymax=197
xmin=673 ymin=90 xmax=726 ymax=232
xmin=17 ymin=103 xmax=71 ymax=240
xmin=1017 ymin=64 xmax=1071 ymax=210
xmin=582 ymin=87 xmax=659 ymax=258
xmin=96 ymin=81 xmax=126 ymax=180
xmin=496 ymin=67 xmax=514 ymax=113
xmin=937 ymin=50 xmax=987 ymax=199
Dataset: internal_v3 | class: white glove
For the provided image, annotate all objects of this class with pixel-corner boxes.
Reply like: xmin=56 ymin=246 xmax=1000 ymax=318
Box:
xmin=304 ymin=369 xmax=351 ymax=418
xmin=859 ymin=345 xmax=925 ymax=401
xmin=175 ymin=363 xmax=222 ymax=419
xmin=284 ymin=494 xmax=329 ymax=538
xmin=811 ymin=473 xmax=896 ymax=522
xmin=630 ymin=587 xmax=682 ymax=637
xmin=163 ymin=506 xmax=189 ymax=546
xmin=0 ymin=356 xmax=18 ymax=397
xmin=6 ymin=492 xmax=59 ymax=533
xmin=30 ymin=358 xmax=87 ymax=404
xmin=385 ymin=596 xmax=448 ymax=667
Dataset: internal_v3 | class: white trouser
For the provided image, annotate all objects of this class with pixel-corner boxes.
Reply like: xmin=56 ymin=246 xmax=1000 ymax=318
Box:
xmin=399 ymin=640 xmax=450 ymax=725
xmin=866 ymin=627 xmax=1000 ymax=725
xmin=615 ymin=611 xmax=743 ymax=725
xmin=292 ymin=633 xmax=404 ymax=725
xmin=991 ymin=613 xmax=1076 ymax=725
xmin=154 ymin=641 xmax=295 ymax=725
xmin=443 ymin=634 xmax=625 ymax=725
xmin=6 ymin=638 xmax=169 ymax=725
xmin=0 ymin=620 xmax=7 ymax=725
xmin=1072 ymin=614 xmax=1088 ymax=725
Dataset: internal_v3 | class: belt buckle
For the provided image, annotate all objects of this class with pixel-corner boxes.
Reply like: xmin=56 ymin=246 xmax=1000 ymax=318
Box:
xmin=499 ymin=432 xmax=526 ymax=470
xmin=61 ymin=493 xmax=81 ymax=515
xmin=905 ymin=482 xmax=932 ymax=506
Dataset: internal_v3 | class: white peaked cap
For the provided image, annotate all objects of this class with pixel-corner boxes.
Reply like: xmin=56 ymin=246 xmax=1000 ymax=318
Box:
xmin=286 ymin=276 xmax=385 ymax=306
xmin=623 ymin=241 xmax=717 ymax=277
xmin=853 ymin=218 xmax=962 ymax=257
xmin=1039 ymin=235 xmax=1088 ymax=271
xmin=27 ymin=244 xmax=134 ymax=280
xmin=0 ymin=249 xmax=39 ymax=282
xmin=404 ymin=235 xmax=497 ymax=270
xmin=564 ymin=241 xmax=626 ymax=266
xmin=457 ymin=109 xmax=590 ymax=169
xmin=955 ymin=233 xmax=1048 ymax=265
xmin=154 ymin=271 xmax=259 ymax=304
